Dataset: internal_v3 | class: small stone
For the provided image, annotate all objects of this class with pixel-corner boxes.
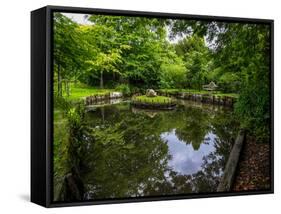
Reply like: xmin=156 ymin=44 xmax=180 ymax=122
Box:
xmin=146 ymin=89 xmax=157 ymax=97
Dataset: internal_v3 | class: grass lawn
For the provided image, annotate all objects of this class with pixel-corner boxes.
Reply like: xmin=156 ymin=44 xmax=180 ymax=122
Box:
xmin=133 ymin=95 xmax=172 ymax=104
xmin=213 ymin=92 xmax=239 ymax=98
xmin=158 ymin=89 xmax=239 ymax=98
xmin=62 ymin=84 xmax=116 ymax=101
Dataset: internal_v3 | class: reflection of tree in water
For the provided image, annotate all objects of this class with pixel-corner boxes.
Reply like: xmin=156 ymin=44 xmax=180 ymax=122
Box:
xmin=83 ymin=109 xmax=171 ymax=199
xmin=61 ymin=102 xmax=238 ymax=200
xmin=174 ymin=106 xmax=211 ymax=150
xmin=191 ymin=138 xmax=230 ymax=193
xmin=190 ymin=110 xmax=238 ymax=193
xmin=144 ymin=136 xmax=234 ymax=195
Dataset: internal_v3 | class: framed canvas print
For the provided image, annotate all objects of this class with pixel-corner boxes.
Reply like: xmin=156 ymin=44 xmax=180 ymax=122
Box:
xmin=31 ymin=5 xmax=274 ymax=207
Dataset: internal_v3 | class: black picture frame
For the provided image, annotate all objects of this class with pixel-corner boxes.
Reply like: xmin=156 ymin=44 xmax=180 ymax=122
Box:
xmin=31 ymin=5 xmax=274 ymax=208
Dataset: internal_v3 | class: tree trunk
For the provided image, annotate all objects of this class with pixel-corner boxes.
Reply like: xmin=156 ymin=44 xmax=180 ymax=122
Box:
xmin=101 ymin=107 xmax=105 ymax=123
xmin=66 ymin=80 xmax=70 ymax=97
xmin=113 ymin=71 xmax=115 ymax=81
xmin=57 ymin=63 xmax=62 ymax=97
xmin=100 ymin=70 xmax=104 ymax=89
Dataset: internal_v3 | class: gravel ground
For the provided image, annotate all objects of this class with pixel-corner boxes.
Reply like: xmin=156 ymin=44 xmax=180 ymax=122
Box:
xmin=232 ymin=136 xmax=271 ymax=191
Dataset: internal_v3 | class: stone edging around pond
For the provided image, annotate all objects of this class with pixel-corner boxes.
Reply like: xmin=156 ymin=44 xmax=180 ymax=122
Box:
xmin=217 ymin=129 xmax=245 ymax=192
xmin=85 ymin=90 xmax=237 ymax=108
xmin=131 ymin=100 xmax=177 ymax=110
xmin=157 ymin=91 xmax=237 ymax=107
xmin=85 ymin=92 xmax=123 ymax=105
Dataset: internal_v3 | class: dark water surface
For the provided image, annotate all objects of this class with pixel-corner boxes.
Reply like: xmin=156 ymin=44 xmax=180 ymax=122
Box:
xmin=77 ymin=99 xmax=239 ymax=199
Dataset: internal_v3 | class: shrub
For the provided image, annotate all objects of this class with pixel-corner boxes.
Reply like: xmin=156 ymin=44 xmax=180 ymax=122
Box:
xmin=115 ymin=84 xmax=131 ymax=96
xmin=234 ymin=84 xmax=270 ymax=143
xmin=54 ymin=95 xmax=71 ymax=112
xmin=130 ymin=86 xmax=140 ymax=95
xmin=160 ymin=63 xmax=186 ymax=89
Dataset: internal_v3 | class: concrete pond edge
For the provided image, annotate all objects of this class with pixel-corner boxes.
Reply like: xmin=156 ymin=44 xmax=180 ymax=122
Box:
xmin=217 ymin=129 xmax=246 ymax=192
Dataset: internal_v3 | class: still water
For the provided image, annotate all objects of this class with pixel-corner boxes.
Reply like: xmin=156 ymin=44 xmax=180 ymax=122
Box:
xmin=78 ymin=99 xmax=238 ymax=199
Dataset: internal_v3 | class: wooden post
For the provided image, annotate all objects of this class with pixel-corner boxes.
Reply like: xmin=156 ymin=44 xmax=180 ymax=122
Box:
xmin=217 ymin=130 xmax=245 ymax=192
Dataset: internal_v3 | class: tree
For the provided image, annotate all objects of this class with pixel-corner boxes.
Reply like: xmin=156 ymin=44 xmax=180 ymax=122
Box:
xmin=86 ymin=50 xmax=122 ymax=88
xmin=175 ymin=35 xmax=210 ymax=90
xmin=159 ymin=47 xmax=186 ymax=89
xmin=171 ymin=19 xmax=271 ymax=140
xmin=88 ymin=15 xmax=168 ymax=88
xmin=213 ymin=23 xmax=271 ymax=140
xmin=53 ymin=13 xmax=90 ymax=96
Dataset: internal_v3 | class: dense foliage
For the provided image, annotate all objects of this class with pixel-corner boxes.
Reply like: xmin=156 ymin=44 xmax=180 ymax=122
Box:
xmin=53 ymin=13 xmax=271 ymax=140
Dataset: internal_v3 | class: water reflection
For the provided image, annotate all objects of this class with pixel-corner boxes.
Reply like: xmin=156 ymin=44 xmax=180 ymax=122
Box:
xmin=66 ymin=99 xmax=239 ymax=200
xmin=162 ymin=130 xmax=218 ymax=175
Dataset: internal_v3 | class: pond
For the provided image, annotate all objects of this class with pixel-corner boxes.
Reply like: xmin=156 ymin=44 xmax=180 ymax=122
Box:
xmin=70 ymin=99 xmax=240 ymax=200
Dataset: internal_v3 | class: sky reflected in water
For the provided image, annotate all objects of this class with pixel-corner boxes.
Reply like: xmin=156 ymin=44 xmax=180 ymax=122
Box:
xmin=162 ymin=129 xmax=218 ymax=175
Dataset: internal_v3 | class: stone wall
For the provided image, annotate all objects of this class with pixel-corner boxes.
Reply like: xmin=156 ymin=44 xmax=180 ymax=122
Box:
xmin=158 ymin=91 xmax=237 ymax=107
xmin=85 ymin=92 xmax=123 ymax=105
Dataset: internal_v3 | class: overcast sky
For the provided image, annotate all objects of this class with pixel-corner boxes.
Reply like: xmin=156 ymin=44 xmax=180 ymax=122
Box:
xmin=62 ymin=12 xmax=92 ymax=25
